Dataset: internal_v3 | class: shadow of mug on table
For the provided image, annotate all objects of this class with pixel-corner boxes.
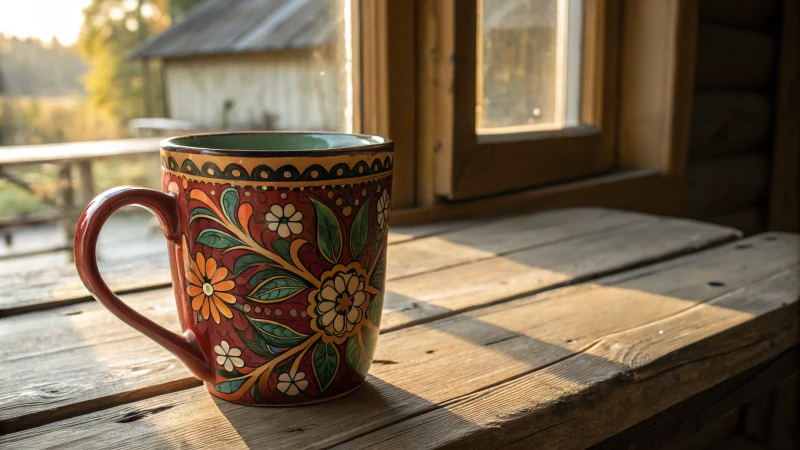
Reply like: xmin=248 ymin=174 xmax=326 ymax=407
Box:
xmin=74 ymin=132 xmax=393 ymax=406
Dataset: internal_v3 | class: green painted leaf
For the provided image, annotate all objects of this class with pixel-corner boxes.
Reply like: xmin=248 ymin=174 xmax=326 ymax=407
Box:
xmin=250 ymin=318 xmax=308 ymax=348
xmin=214 ymin=378 xmax=246 ymax=394
xmin=367 ymin=292 xmax=383 ymax=326
xmin=273 ymin=238 xmax=294 ymax=266
xmin=236 ymin=328 xmax=283 ymax=357
xmin=349 ymin=195 xmax=371 ymax=259
xmin=248 ymin=267 xmax=294 ymax=287
xmin=346 ymin=337 xmax=370 ymax=376
xmin=196 ymin=228 xmax=243 ymax=249
xmin=233 ymin=254 xmax=276 ymax=276
xmin=253 ymin=382 xmax=270 ymax=404
xmin=312 ymin=341 xmax=339 ymax=391
xmin=247 ymin=274 xmax=307 ymax=303
xmin=221 ymin=188 xmax=240 ymax=227
xmin=188 ymin=207 xmax=218 ymax=223
xmin=310 ymin=198 xmax=343 ymax=264
xmin=371 ymin=256 xmax=386 ymax=291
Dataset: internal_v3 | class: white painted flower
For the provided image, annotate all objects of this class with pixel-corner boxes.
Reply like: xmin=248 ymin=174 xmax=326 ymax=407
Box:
xmin=376 ymin=190 xmax=390 ymax=230
xmin=316 ymin=270 xmax=367 ymax=338
xmin=214 ymin=340 xmax=245 ymax=372
xmin=265 ymin=203 xmax=303 ymax=238
xmin=276 ymin=370 xmax=308 ymax=396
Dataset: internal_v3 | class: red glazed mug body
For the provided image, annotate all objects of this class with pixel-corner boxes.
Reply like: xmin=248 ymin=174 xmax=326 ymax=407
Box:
xmin=74 ymin=132 xmax=393 ymax=406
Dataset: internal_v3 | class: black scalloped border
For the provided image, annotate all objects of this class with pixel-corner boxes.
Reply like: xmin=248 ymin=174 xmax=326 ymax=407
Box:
xmin=162 ymin=155 xmax=393 ymax=183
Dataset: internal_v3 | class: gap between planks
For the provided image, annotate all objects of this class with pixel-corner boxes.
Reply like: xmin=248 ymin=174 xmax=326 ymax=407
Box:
xmin=1 ymin=232 xmax=795 ymax=448
xmin=0 ymin=211 xmax=740 ymax=434
xmin=0 ymin=215 xmax=483 ymax=317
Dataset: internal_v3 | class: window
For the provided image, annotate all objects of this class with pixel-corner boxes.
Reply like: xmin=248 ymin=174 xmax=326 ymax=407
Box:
xmin=416 ymin=0 xmax=619 ymax=201
xmin=477 ymin=0 xmax=584 ymax=133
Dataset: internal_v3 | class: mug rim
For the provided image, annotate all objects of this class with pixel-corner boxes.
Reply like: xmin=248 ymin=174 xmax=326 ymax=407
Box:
xmin=160 ymin=131 xmax=393 ymax=158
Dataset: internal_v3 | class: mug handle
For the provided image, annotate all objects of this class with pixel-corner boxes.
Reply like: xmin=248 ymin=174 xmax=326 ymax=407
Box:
xmin=74 ymin=186 xmax=214 ymax=384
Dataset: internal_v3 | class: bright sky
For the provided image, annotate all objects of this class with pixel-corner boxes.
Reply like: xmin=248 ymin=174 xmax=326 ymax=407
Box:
xmin=0 ymin=0 xmax=93 ymax=45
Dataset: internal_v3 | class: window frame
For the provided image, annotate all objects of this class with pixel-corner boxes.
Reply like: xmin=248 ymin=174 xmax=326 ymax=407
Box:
xmin=417 ymin=0 xmax=620 ymax=201
xmin=363 ymin=0 xmax=697 ymax=223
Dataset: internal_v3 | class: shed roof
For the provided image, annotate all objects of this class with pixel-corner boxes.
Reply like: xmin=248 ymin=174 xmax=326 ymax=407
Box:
xmin=131 ymin=0 xmax=556 ymax=59
xmin=131 ymin=0 xmax=342 ymax=59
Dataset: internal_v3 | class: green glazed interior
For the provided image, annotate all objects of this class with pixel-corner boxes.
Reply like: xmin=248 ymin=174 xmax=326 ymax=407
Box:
xmin=165 ymin=133 xmax=387 ymax=152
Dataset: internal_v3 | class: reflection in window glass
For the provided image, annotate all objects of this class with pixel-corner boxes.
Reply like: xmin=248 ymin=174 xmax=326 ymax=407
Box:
xmin=477 ymin=0 xmax=583 ymax=133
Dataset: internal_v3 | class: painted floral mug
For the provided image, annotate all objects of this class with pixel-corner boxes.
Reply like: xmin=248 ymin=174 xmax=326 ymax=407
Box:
xmin=74 ymin=132 xmax=392 ymax=406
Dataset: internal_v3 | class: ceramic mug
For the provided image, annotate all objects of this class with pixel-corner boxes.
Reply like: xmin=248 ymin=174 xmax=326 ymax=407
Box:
xmin=74 ymin=132 xmax=393 ymax=406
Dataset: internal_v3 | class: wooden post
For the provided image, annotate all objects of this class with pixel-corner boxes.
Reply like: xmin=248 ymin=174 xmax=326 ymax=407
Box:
xmin=77 ymin=160 xmax=94 ymax=205
xmin=58 ymin=162 xmax=75 ymax=262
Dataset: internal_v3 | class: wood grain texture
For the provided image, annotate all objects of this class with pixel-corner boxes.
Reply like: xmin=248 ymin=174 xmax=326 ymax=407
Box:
xmin=0 ymin=211 xmax=739 ymax=433
xmin=769 ymin=0 xmax=800 ymax=232
xmin=0 ymin=219 xmax=480 ymax=316
xmin=594 ymin=347 xmax=798 ymax=450
xmin=695 ymin=26 xmax=777 ymax=90
xmin=4 ymin=233 xmax=795 ymax=448
xmin=618 ymin=0 xmax=697 ymax=177
xmin=394 ymin=170 xmax=686 ymax=226
xmin=686 ymin=153 xmax=770 ymax=219
xmin=689 ymin=93 xmax=772 ymax=159
xmin=343 ymin=260 xmax=800 ymax=449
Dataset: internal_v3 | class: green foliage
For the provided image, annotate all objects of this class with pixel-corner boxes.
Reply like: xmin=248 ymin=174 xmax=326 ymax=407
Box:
xmin=77 ymin=0 xmax=169 ymax=123
xmin=0 ymin=34 xmax=86 ymax=96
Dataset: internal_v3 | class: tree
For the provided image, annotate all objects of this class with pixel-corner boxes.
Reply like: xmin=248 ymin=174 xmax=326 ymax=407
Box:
xmin=77 ymin=0 xmax=169 ymax=125
xmin=170 ymin=0 xmax=204 ymax=22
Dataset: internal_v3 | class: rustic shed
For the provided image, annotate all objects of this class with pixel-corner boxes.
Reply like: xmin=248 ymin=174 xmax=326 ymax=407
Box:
xmin=131 ymin=0 xmax=347 ymax=131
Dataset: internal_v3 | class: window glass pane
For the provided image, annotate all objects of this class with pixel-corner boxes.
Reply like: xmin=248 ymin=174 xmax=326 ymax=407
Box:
xmin=477 ymin=0 xmax=583 ymax=133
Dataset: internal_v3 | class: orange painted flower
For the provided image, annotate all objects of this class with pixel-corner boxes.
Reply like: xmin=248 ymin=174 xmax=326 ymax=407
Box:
xmin=186 ymin=252 xmax=237 ymax=324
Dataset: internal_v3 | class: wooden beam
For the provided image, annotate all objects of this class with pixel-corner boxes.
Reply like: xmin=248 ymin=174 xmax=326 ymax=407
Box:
xmin=689 ymin=93 xmax=773 ymax=159
xmin=393 ymin=170 xmax=684 ymax=226
xmin=695 ymin=26 xmax=778 ymax=90
xmin=618 ymin=0 xmax=698 ymax=178
xmin=686 ymin=153 xmax=770 ymax=219
xmin=594 ymin=348 xmax=799 ymax=449
xmin=698 ymin=0 xmax=779 ymax=30
xmin=769 ymin=0 xmax=800 ymax=232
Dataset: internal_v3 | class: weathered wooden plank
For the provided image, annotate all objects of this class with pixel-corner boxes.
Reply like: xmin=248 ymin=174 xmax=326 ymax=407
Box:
xmin=698 ymin=0 xmax=779 ymax=30
xmin=695 ymin=26 xmax=777 ymax=90
xmin=686 ymin=153 xmax=770 ymax=219
xmin=769 ymin=0 xmax=800 ymax=232
xmin=343 ymin=266 xmax=800 ymax=449
xmin=0 ymin=138 xmax=163 ymax=166
xmin=689 ymin=93 xmax=772 ymax=159
xmin=593 ymin=351 xmax=798 ymax=450
xmin=0 ymin=213 xmax=739 ymax=433
xmin=2 ymin=233 xmax=795 ymax=447
xmin=0 ymin=214 xmax=485 ymax=316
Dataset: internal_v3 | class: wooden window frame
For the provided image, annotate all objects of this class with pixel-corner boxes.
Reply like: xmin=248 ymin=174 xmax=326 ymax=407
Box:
xmin=362 ymin=0 xmax=697 ymax=224
xmin=417 ymin=0 xmax=620 ymax=201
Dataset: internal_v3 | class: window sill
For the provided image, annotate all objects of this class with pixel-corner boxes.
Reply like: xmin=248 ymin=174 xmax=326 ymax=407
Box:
xmin=392 ymin=169 xmax=684 ymax=226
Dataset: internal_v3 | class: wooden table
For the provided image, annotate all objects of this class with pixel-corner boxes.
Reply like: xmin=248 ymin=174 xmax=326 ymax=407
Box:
xmin=0 ymin=208 xmax=797 ymax=449
xmin=0 ymin=138 xmax=163 ymax=258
